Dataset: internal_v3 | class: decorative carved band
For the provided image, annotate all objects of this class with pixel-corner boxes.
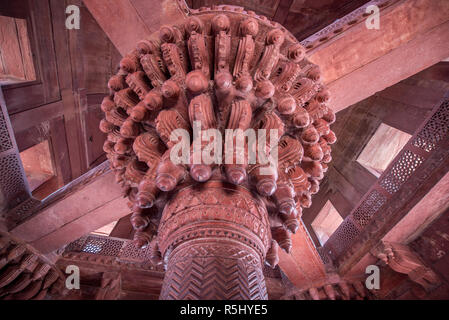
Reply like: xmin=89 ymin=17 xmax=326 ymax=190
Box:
xmin=158 ymin=181 xmax=271 ymax=260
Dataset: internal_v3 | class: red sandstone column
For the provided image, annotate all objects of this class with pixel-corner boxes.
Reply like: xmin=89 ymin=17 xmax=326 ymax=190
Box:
xmin=157 ymin=181 xmax=270 ymax=300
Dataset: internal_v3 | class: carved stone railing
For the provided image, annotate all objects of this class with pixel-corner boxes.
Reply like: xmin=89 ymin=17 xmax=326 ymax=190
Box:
xmin=323 ymin=94 xmax=449 ymax=274
xmin=62 ymin=234 xmax=163 ymax=272
xmin=0 ymin=88 xmax=30 ymax=216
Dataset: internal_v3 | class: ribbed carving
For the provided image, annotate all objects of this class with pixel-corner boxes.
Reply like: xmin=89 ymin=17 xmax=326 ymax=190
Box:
xmin=158 ymin=182 xmax=269 ymax=300
xmin=160 ymin=243 xmax=267 ymax=300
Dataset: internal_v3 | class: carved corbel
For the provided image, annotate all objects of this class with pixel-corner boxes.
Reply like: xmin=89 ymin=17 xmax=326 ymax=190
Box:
xmin=133 ymin=230 xmax=153 ymax=249
xmin=278 ymin=135 xmax=304 ymax=172
xmin=306 ymin=64 xmax=321 ymax=82
xmin=254 ymin=29 xmax=285 ymax=82
xmin=137 ymin=40 xmax=167 ymax=88
xmin=124 ymin=159 xmax=148 ymax=188
xmin=101 ymin=96 xmax=116 ymax=113
xmin=273 ymin=177 xmax=296 ymax=217
xmin=114 ymin=88 xmax=140 ymax=114
xmin=149 ymin=239 xmax=163 ymax=266
xmin=303 ymin=143 xmax=324 ymax=162
xmin=114 ymin=137 xmax=134 ymax=155
xmin=266 ymin=240 xmax=280 ymax=268
xmin=188 ymin=93 xmax=217 ymax=130
xmin=160 ymin=26 xmax=188 ymax=83
xmin=212 ymin=14 xmax=231 ymax=77
xmin=271 ymin=226 xmax=292 ymax=253
xmin=300 ymin=125 xmax=320 ymax=145
xmin=108 ymin=74 xmax=127 ymax=92
xmin=271 ymin=61 xmax=301 ymax=93
xmin=185 ymin=16 xmax=210 ymax=79
xmin=233 ymin=18 xmax=258 ymax=78
xmin=277 ymin=95 xmax=297 ymax=115
xmin=126 ymin=71 xmax=151 ymax=100
xmin=133 ymin=131 xmax=165 ymax=167
xmin=95 ymin=272 xmax=121 ymax=300
xmin=305 ymin=98 xmax=327 ymax=123
xmin=120 ymin=118 xmax=140 ymax=138
xmin=292 ymin=105 xmax=311 ymax=128
xmin=156 ymin=148 xmax=187 ymax=192
xmin=224 ymin=100 xmax=252 ymax=185
xmin=155 ymin=109 xmax=190 ymax=148
xmin=288 ymin=166 xmax=311 ymax=195
xmin=302 ymin=160 xmax=324 ymax=180
xmin=130 ymin=206 xmax=150 ymax=231
xmin=248 ymin=158 xmax=278 ymax=197
xmin=105 ymin=106 xmax=128 ymax=127
xmin=371 ymin=241 xmax=440 ymax=291
xmin=120 ymin=52 xmax=141 ymax=74
xmin=143 ymin=89 xmax=163 ymax=112
xmin=255 ymin=112 xmax=285 ymax=152
xmin=185 ymin=70 xmax=209 ymax=99
xmin=281 ymin=210 xmax=300 ymax=234
xmin=313 ymin=118 xmax=330 ymax=137
xmin=136 ymin=173 xmax=159 ymax=209
xmin=323 ymin=130 xmax=337 ymax=145
xmin=322 ymin=107 xmax=336 ymax=125
xmin=214 ymin=71 xmax=235 ymax=118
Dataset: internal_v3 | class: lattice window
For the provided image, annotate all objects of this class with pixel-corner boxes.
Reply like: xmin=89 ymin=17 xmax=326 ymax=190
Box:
xmin=324 ymin=217 xmax=360 ymax=258
xmin=317 ymin=247 xmax=331 ymax=265
xmin=0 ymin=111 xmax=13 ymax=153
xmin=81 ymin=236 xmax=123 ymax=256
xmin=119 ymin=241 xmax=154 ymax=261
xmin=353 ymin=189 xmax=387 ymax=228
xmin=412 ymin=100 xmax=449 ymax=152
xmin=0 ymin=153 xmax=27 ymax=204
xmin=379 ymin=150 xmax=424 ymax=194
xmin=65 ymin=237 xmax=88 ymax=253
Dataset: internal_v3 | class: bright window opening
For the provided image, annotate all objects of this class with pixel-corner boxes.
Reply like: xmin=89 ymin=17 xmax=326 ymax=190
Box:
xmin=20 ymin=140 xmax=55 ymax=192
xmin=357 ymin=123 xmax=411 ymax=178
xmin=0 ymin=16 xmax=36 ymax=85
xmin=312 ymin=200 xmax=343 ymax=246
xmin=91 ymin=221 xmax=118 ymax=237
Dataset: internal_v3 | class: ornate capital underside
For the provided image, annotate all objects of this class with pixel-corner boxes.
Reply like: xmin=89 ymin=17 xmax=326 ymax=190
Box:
xmin=99 ymin=5 xmax=335 ymax=300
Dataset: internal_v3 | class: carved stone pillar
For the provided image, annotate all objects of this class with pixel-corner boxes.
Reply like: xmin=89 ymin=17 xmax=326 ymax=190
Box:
xmin=158 ymin=181 xmax=270 ymax=300
xmin=99 ymin=5 xmax=334 ymax=300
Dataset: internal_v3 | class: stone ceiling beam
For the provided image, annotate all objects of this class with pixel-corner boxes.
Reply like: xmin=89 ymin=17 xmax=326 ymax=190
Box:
xmin=305 ymin=0 xmax=449 ymax=112
xmin=85 ymin=0 xmax=449 ymax=113
xmin=8 ymin=161 xmax=130 ymax=254
xmin=82 ymin=0 xmax=190 ymax=56
xmin=278 ymin=221 xmax=327 ymax=289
